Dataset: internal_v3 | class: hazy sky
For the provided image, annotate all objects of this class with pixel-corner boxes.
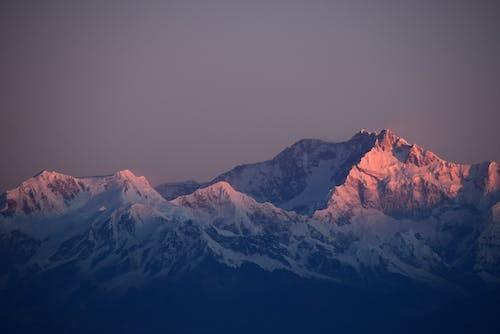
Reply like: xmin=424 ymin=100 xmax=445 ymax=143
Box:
xmin=1 ymin=0 xmax=499 ymax=189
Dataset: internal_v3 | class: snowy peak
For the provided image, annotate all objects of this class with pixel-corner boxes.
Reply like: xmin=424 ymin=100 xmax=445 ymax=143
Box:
xmin=109 ymin=170 xmax=158 ymax=195
xmin=107 ymin=170 xmax=166 ymax=205
xmin=172 ymin=181 xmax=255 ymax=209
xmin=374 ymin=128 xmax=408 ymax=149
xmin=203 ymin=132 xmax=377 ymax=214
xmin=0 ymin=170 xmax=85 ymax=216
xmin=357 ymin=129 xmax=442 ymax=169
xmin=315 ymin=130 xmax=498 ymax=222
xmin=171 ymin=181 xmax=297 ymax=236
xmin=183 ymin=181 xmax=238 ymax=203
xmin=171 ymin=181 xmax=292 ymax=218
xmin=113 ymin=169 xmax=140 ymax=181
xmin=197 ymin=181 xmax=238 ymax=197
xmin=157 ymin=129 xmax=446 ymax=215
xmin=0 ymin=169 xmax=165 ymax=217
xmin=33 ymin=169 xmax=67 ymax=179
xmin=2 ymin=129 xmax=500 ymax=293
xmin=350 ymin=129 xmax=439 ymax=164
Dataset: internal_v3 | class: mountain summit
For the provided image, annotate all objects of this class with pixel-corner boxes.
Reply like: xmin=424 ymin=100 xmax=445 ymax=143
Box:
xmin=157 ymin=129 xmax=497 ymax=217
xmin=0 ymin=169 xmax=165 ymax=217
xmin=159 ymin=129 xmax=380 ymax=213
xmin=1 ymin=129 xmax=499 ymax=332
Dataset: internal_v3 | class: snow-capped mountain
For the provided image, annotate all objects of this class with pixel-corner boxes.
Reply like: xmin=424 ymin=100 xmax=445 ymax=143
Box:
xmin=1 ymin=130 xmax=499 ymax=295
xmin=0 ymin=170 xmax=186 ymax=289
xmin=157 ymin=129 xmax=498 ymax=218
xmin=0 ymin=169 xmax=166 ymax=218
xmin=315 ymin=129 xmax=499 ymax=222
xmin=156 ymin=131 xmax=378 ymax=214
xmin=171 ymin=182 xmax=314 ymax=275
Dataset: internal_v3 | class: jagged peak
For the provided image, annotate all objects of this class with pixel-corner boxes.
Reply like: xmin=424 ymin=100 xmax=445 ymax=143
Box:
xmin=374 ymin=129 xmax=409 ymax=149
xmin=351 ymin=128 xmax=376 ymax=138
xmin=9 ymin=169 xmax=150 ymax=193
xmin=279 ymin=129 xmax=409 ymax=159
xmin=33 ymin=169 xmax=53 ymax=177
xmin=32 ymin=169 xmax=69 ymax=180
xmin=2 ymin=168 xmax=163 ymax=217
xmin=348 ymin=129 xmax=445 ymax=169
xmin=15 ymin=169 xmax=139 ymax=189
xmin=378 ymin=128 xmax=395 ymax=136
xmin=13 ymin=170 xmax=77 ymax=191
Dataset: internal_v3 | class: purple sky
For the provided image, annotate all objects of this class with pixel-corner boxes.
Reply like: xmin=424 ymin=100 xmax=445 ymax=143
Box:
xmin=1 ymin=0 xmax=499 ymax=189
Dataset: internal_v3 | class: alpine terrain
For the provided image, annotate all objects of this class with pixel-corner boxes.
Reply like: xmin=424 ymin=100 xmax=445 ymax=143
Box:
xmin=1 ymin=129 xmax=499 ymax=333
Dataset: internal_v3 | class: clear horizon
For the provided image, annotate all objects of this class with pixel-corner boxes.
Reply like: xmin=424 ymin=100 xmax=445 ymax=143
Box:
xmin=2 ymin=127 xmax=498 ymax=191
xmin=1 ymin=0 xmax=499 ymax=189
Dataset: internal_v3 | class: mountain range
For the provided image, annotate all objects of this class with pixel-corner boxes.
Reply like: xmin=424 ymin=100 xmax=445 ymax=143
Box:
xmin=1 ymin=129 xmax=499 ymax=333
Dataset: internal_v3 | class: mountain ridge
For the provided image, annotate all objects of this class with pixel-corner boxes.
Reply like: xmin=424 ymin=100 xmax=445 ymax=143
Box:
xmin=0 ymin=169 xmax=166 ymax=218
xmin=157 ymin=129 xmax=498 ymax=216
xmin=1 ymin=129 xmax=499 ymax=293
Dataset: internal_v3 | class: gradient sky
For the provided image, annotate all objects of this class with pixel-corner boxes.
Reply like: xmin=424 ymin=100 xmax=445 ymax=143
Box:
xmin=1 ymin=0 xmax=499 ymax=190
